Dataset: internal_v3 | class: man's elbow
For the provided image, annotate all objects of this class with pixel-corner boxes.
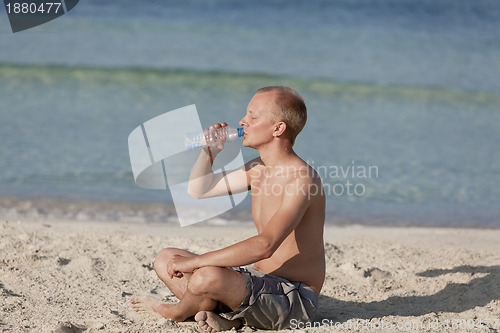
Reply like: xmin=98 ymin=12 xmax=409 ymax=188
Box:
xmin=187 ymin=187 xmax=205 ymax=199
xmin=255 ymin=236 xmax=275 ymax=260
xmin=261 ymin=249 xmax=273 ymax=260
xmin=187 ymin=189 xmax=200 ymax=199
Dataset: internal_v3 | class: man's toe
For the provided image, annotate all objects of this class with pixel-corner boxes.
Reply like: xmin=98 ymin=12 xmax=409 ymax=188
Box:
xmin=195 ymin=311 xmax=207 ymax=322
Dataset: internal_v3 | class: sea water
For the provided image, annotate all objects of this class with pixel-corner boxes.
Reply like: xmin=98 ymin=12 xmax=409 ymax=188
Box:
xmin=0 ymin=0 xmax=499 ymax=227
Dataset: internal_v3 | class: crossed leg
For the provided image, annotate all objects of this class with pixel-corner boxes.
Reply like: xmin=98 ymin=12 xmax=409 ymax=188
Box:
xmin=131 ymin=247 xmax=247 ymax=332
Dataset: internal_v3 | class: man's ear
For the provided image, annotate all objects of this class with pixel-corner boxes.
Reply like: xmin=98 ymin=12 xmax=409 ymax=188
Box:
xmin=273 ymin=121 xmax=287 ymax=137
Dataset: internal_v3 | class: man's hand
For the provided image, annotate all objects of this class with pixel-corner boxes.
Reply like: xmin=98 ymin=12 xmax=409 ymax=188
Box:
xmin=203 ymin=122 xmax=228 ymax=158
xmin=167 ymin=254 xmax=199 ymax=278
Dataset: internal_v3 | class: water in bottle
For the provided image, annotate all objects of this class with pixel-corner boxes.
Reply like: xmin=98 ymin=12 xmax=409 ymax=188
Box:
xmin=184 ymin=126 xmax=244 ymax=150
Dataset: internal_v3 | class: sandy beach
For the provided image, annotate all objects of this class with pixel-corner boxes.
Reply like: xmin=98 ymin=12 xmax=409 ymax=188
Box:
xmin=1 ymin=219 xmax=499 ymax=333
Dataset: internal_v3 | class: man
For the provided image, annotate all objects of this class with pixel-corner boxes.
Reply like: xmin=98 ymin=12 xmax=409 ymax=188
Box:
xmin=131 ymin=86 xmax=326 ymax=331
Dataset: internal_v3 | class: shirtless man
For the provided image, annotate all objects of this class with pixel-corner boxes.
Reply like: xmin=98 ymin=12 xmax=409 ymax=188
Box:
xmin=131 ymin=86 xmax=326 ymax=331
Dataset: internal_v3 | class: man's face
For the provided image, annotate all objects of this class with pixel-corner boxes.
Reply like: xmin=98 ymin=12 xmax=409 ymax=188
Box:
xmin=239 ymin=92 xmax=277 ymax=149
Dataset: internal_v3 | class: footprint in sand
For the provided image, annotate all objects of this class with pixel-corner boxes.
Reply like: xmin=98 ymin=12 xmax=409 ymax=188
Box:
xmin=55 ymin=321 xmax=86 ymax=333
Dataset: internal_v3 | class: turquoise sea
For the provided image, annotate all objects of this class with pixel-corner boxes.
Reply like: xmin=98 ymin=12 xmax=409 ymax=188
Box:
xmin=0 ymin=1 xmax=499 ymax=227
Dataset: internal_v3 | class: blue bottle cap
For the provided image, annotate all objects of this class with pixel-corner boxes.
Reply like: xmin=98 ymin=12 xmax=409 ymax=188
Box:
xmin=237 ymin=127 xmax=244 ymax=137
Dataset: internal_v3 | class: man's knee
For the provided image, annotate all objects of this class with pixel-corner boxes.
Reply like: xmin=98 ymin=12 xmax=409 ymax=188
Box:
xmin=153 ymin=247 xmax=179 ymax=273
xmin=188 ymin=266 xmax=226 ymax=295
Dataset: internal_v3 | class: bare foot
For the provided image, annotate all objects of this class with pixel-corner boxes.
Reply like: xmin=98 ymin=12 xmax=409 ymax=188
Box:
xmin=130 ymin=295 xmax=173 ymax=317
xmin=195 ymin=311 xmax=242 ymax=333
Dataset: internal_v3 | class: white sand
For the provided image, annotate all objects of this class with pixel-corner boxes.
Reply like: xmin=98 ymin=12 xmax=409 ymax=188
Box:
xmin=1 ymin=219 xmax=499 ymax=333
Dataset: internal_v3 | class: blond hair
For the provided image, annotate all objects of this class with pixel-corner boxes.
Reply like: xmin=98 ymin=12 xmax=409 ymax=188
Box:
xmin=256 ymin=86 xmax=307 ymax=146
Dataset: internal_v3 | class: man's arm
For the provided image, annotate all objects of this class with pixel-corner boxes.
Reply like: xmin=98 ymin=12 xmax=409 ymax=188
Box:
xmin=187 ymin=150 xmax=261 ymax=199
xmin=169 ymin=176 xmax=314 ymax=278
xmin=187 ymin=123 xmax=253 ymax=199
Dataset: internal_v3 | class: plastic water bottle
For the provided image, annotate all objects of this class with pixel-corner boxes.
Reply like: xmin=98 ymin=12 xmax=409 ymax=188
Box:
xmin=184 ymin=126 xmax=244 ymax=150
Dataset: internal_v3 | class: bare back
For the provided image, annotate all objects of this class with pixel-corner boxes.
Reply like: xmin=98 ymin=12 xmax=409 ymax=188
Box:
xmin=247 ymin=158 xmax=326 ymax=294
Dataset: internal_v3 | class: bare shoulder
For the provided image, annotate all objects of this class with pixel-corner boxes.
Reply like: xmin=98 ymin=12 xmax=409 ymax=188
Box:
xmin=286 ymin=159 xmax=323 ymax=186
xmin=279 ymin=159 xmax=324 ymax=204
xmin=244 ymin=157 xmax=265 ymax=174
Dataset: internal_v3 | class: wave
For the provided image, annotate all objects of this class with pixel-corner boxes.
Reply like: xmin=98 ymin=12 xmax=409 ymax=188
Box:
xmin=0 ymin=195 xmax=253 ymax=225
xmin=1 ymin=62 xmax=499 ymax=105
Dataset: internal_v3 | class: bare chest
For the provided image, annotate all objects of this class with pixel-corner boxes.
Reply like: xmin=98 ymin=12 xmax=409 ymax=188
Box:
xmin=250 ymin=174 xmax=290 ymax=229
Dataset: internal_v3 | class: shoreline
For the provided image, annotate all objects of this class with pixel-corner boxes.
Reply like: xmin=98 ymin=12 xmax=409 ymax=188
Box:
xmin=1 ymin=218 xmax=499 ymax=332
xmin=1 ymin=195 xmax=498 ymax=229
